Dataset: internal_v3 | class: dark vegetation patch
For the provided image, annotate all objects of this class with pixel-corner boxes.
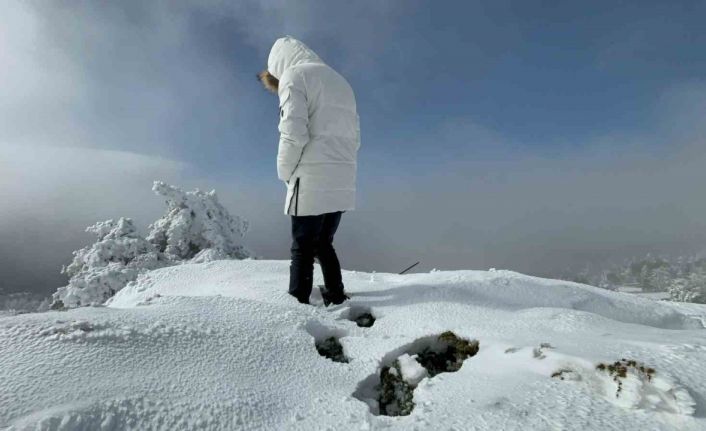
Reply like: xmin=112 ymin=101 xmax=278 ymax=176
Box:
xmin=315 ymin=336 xmax=349 ymax=363
xmin=550 ymin=358 xmax=658 ymax=397
xmin=532 ymin=342 xmax=555 ymax=359
xmin=596 ymin=358 xmax=655 ymax=398
xmin=551 ymin=368 xmax=581 ymax=381
xmin=354 ymin=331 xmax=480 ymax=416
xmin=415 ymin=331 xmax=479 ymax=377
xmin=378 ymin=360 xmax=415 ymax=416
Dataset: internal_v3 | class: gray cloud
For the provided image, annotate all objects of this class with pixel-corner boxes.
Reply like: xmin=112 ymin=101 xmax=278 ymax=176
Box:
xmin=0 ymin=1 xmax=251 ymax=156
xmin=0 ymin=142 xmax=291 ymax=295
xmin=346 ymin=80 xmax=706 ymax=276
xmin=0 ymin=145 xmax=187 ymax=294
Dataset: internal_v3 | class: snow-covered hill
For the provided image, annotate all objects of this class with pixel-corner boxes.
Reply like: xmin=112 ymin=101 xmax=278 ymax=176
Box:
xmin=2 ymin=260 xmax=706 ymax=430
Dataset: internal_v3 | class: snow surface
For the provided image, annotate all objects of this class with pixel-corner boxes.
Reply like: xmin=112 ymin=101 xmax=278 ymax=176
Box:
xmin=396 ymin=354 xmax=428 ymax=387
xmin=2 ymin=260 xmax=706 ymax=430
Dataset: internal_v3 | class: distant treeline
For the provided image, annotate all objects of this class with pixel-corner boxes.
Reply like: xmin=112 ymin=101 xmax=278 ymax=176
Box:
xmin=0 ymin=291 xmax=49 ymax=314
xmin=559 ymin=254 xmax=706 ymax=304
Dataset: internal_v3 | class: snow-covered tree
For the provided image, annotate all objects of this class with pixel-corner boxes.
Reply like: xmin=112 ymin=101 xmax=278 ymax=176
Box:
xmin=52 ymin=181 xmax=253 ymax=309
xmin=147 ymin=181 xmax=251 ymax=261
xmin=52 ymin=218 xmax=166 ymax=308
xmin=651 ymin=266 xmax=673 ymax=292
xmin=597 ymin=270 xmax=617 ymax=290
xmin=668 ymin=269 xmax=706 ymax=304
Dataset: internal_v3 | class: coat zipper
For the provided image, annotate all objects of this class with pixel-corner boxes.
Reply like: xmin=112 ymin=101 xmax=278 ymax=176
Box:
xmin=294 ymin=177 xmax=300 ymax=216
xmin=287 ymin=177 xmax=301 ymax=216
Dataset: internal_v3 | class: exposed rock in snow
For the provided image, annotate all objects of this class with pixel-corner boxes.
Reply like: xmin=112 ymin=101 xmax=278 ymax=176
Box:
xmin=315 ymin=336 xmax=349 ymax=363
xmin=353 ymin=312 xmax=375 ymax=328
xmin=355 ymin=331 xmax=480 ymax=416
xmin=344 ymin=306 xmax=376 ymax=328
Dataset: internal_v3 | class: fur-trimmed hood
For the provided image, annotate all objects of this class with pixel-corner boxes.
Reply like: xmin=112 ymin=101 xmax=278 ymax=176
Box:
xmin=267 ymin=36 xmax=323 ymax=80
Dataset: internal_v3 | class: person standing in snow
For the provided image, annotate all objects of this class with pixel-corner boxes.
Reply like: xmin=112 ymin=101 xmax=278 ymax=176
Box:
xmin=258 ymin=36 xmax=360 ymax=305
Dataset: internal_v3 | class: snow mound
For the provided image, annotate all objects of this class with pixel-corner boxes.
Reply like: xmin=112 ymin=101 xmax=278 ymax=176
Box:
xmin=3 ymin=260 xmax=706 ymax=430
xmin=110 ymin=260 xmax=703 ymax=330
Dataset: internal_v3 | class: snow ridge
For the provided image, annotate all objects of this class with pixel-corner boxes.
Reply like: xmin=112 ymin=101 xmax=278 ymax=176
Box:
xmin=4 ymin=260 xmax=706 ymax=430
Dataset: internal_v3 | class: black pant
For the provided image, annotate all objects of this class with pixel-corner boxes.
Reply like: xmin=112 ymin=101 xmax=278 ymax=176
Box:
xmin=289 ymin=211 xmax=345 ymax=303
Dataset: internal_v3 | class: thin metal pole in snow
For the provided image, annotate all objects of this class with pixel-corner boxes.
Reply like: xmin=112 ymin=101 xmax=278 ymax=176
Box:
xmin=399 ymin=261 xmax=420 ymax=275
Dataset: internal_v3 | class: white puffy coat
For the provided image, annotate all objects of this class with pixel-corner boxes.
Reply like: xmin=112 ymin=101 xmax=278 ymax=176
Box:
xmin=267 ymin=36 xmax=360 ymax=216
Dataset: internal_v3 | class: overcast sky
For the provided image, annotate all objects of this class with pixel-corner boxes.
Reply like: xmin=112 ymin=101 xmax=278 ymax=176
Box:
xmin=1 ymin=0 xmax=706 ymax=296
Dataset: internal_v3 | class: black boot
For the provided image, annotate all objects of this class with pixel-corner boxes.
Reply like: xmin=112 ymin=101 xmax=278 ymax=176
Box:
xmin=288 ymin=292 xmax=310 ymax=305
xmin=319 ymin=285 xmax=350 ymax=306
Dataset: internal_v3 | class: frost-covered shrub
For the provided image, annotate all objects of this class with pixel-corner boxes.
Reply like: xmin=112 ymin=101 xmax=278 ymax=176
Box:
xmin=52 ymin=218 xmax=166 ymax=308
xmin=147 ymin=181 xmax=250 ymax=260
xmin=51 ymin=182 xmax=252 ymax=309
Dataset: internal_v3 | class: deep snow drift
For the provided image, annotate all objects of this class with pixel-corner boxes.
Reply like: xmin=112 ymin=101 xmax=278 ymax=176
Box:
xmin=2 ymin=260 xmax=706 ymax=430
